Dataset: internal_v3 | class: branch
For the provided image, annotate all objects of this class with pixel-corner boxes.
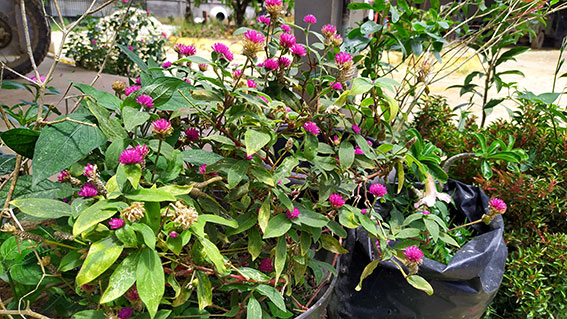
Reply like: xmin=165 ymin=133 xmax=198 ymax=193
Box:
xmin=0 ymin=308 xmax=51 ymax=319
xmin=443 ymin=153 xmax=477 ymax=173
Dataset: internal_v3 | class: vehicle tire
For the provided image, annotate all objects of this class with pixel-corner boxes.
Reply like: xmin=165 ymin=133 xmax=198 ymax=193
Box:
xmin=531 ymin=30 xmax=545 ymax=50
xmin=0 ymin=0 xmax=51 ymax=79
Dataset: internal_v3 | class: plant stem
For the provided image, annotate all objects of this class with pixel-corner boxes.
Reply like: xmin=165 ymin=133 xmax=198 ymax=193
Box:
xmin=151 ymin=139 xmax=163 ymax=183
xmin=442 ymin=152 xmax=477 ymax=173
xmin=447 ymin=219 xmax=483 ymax=232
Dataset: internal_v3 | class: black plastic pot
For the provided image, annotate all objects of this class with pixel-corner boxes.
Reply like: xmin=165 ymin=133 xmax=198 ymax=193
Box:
xmin=328 ymin=180 xmax=507 ymax=319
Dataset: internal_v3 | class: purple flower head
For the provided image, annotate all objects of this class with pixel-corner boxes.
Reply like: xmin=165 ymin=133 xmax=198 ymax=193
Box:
xmin=91 ymin=39 xmax=97 ymax=45
xmin=303 ymin=14 xmax=317 ymax=24
xmin=119 ymin=148 xmax=144 ymax=164
xmin=352 ymin=124 xmax=361 ymax=134
xmin=30 ymin=74 xmax=46 ymax=83
xmin=262 ymin=58 xmax=279 ymax=71
xmin=212 ymin=43 xmax=234 ymax=62
xmin=146 ymin=10 xmax=151 ymax=14
xmin=257 ymin=95 xmax=269 ymax=104
xmin=290 ymin=44 xmax=307 ymax=57
xmin=369 ymin=184 xmax=387 ymax=197
xmin=278 ymin=57 xmax=291 ymax=68
xmin=179 ymin=44 xmax=196 ymax=56
xmin=329 ymin=193 xmax=345 ymax=208
xmin=128 ymin=45 xmax=133 ymax=51
xmin=259 ymin=257 xmax=274 ymax=272
xmin=489 ymin=198 xmax=507 ymax=213
xmin=232 ymin=69 xmax=243 ymax=78
xmin=303 ymin=121 xmax=320 ymax=135
xmin=134 ymin=144 xmax=149 ymax=157
xmin=162 ymin=61 xmax=172 ymax=68
xmin=333 ymin=135 xmax=340 ymax=144
xmin=280 ymin=33 xmax=296 ymax=48
xmin=354 ymin=146 xmax=364 ymax=155
xmin=281 ymin=24 xmax=291 ymax=33
xmin=199 ymin=63 xmax=208 ymax=71
xmin=109 ymin=218 xmax=125 ymax=230
xmin=265 ymin=0 xmax=282 ymax=6
xmin=185 ymin=78 xmax=192 ymax=84
xmin=321 ymin=24 xmax=337 ymax=37
xmin=335 ymin=52 xmax=353 ymax=65
xmin=404 ymin=245 xmax=424 ymax=263
xmin=367 ymin=140 xmax=373 ymax=146
xmin=245 ymin=154 xmax=254 ymax=160
xmin=286 ymin=207 xmax=300 ymax=219
xmin=118 ymin=307 xmax=133 ymax=319
xmin=247 ymin=78 xmax=258 ymax=88
xmin=135 ymin=77 xmax=141 ymax=85
xmin=244 ymin=30 xmax=266 ymax=44
xmin=332 ymin=34 xmax=343 ymax=46
xmin=330 ymin=81 xmax=343 ymax=90
xmin=78 ymin=182 xmax=98 ymax=198
xmin=83 ymin=163 xmax=95 ymax=177
xmin=185 ymin=128 xmax=199 ymax=142
xmin=257 ymin=15 xmax=271 ymax=25
xmin=57 ymin=170 xmax=70 ymax=183
xmin=361 ymin=209 xmax=368 ymax=214
xmin=169 ymin=231 xmax=178 ymax=238
xmin=153 ymin=119 xmax=172 ymax=133
xmin=125 ymin=85 xmax=140 ymax=96
xmin=136 ymin=94 xmax=154 ymax=109
xmin=422 ymin=210 xmax=431 ymax=215
xmin=124 ymin=286 xmax=139 ymax=300
xmin=199 ymin=164 xmax=207 ymax=175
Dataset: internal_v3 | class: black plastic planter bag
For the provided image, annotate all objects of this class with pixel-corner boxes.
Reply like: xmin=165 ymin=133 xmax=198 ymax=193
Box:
xmin=328 ymin=179 xmax=507 ymax=319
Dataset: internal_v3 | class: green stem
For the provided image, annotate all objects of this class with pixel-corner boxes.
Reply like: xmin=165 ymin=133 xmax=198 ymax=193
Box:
xmin=151 ymin=139 xmax=163 ymax=183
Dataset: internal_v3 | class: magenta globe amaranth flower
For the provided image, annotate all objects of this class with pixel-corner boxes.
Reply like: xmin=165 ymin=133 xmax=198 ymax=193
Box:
xmin=278 ymin=57 xmax=291 ymax=68
xmin=335 ymin=52 xmax=353 ymax=66
xmin=136 ymin=94 xmax=154 ymax=109
xmin=286 ymin=207 xmax=300 ymax=219
xmin=265 ymin=0 xmax=282 ymax=6
xmin=422 ymin=210 xmax=431 ymax=215
xmin=134 ymin=144 xmax=149 ymax=157
xmin=199 ymin=63 xmax=208 ymax=71
xmin=321 ymin=24 xmax=337 ymax=37
xmin=244 ymin=30 xmax=265 ymax=43
xmin=279 ymin=33 xmax=296 ymax=49
xmin=117 ymin=307 xmax=133 ymax=319
xmin=352 ymin=124 xmax=361 ymax=134
xmin=109 ymin=218 xmax=125 ymax=230
xmin=124 ymin=285 xmax=139 ymax=300
xmin=162 ymin=61 xmax=172 ymax=68
xmin=489 ymin=198 xmax=507 ymax=213
xmin=212 ymin=42 xmax=234 ymax=62
xmin=57 ymin=170 xmax=70 ymax=183
xmin=369 ymin=184 xmax=388 ymax=197
xmin=243 ymin=30 xmax=266 ymax=57
xmin=303 ymin=14 xmax=317 ymax=24
xmin=247 ymin=79 xmax=257 ymax=88
xmin=179 ymin=44 xmax=196 ymax=56
xmin=124 ymin=85 xmax=140 ymax=96
xmin=135 ymin=77 xmax=141 ymax=85
xmin=354 ymin=146 xmax=364 ymax=155
xmin=290 ymin=44 xmax=307 ymax=57
xmin=83 ymin=163 xmax=96 ymax=177
xmin=78 ymin=182 xmax=98 ymax=198
xmin=262 ymin=58 xmax=279 ymax=71
xmin=259 ymin=257 xmax=274 ymax=272
xmin=330 ymin=81 xmax=343 ymax=90
xmin=404 ymin=245 xmax=424 ymax=263
xmin=169 ymin=231 xmax=178 ymax=238
xmin=185 ymin=128 xmax=199 ymax=142
xmin=199 ymin=164 xmax=207 ymax=175
xmin=281 ymin=24 xmax=291 ymax=33
xmin=119 ymin=148 xmax=144 ymax=164
xmin=153 ymin=119 xmax=173 ymax=138
xmin=257 ymin=15 xmax=271 ymax=25
xmin=329 ymin=193 xmax=345 ymax=208
xmin=361 ymin=208 xmax=368 ymax=214
xmin=303 ymin=121 xmax=320 ymax=135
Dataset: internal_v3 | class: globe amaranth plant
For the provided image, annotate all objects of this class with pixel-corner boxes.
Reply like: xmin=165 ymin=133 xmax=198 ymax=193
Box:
xmin=64 ymin=2 xmax=167 ymax=77
xmin=1 ymin=1 xmax=509 ymax=318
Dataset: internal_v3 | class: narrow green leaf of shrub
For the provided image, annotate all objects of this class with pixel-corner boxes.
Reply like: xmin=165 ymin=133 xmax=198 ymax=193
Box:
xmin=255 ymin=284 xmax=286 ymax=311
xmin=123 ymin=106 xmax=150 ymax=132
xmin=263 ymin=214 xmax=292 ymax=239
xmin=275 ymin=236 xmax=287 ymax=283
xmin=125 ymin=188 xmax=176 ymax=202
xmin=137 ymin=248 xmax=165 ymax=319
xmin=10 ymin=198 xmax=72 ymax=219
xmin=76 ymin=237 xmax=123 ymax=286
xmin=245 ymin=129 xmax=271 ymax=156
xmin=355 ymin=259 xmax=380 ymax=291
xmin=424 ymin=219 xmax=440 ymax=242
xmin=100 ymin=252 xmax=139 ymax=303
xmin=182 ymin=149 xmax=225 ymax=166
xmin=71 ymin=310 xmax=106 ymax=319
xmin=196 ymin=270 xmax=213 ymax=310
xmin=258 ymin=198 xmax=271 ymax=234
xmin=132 ymin=223 xmax=157 ymax=250
xmin=227 ymin=160 xmax=249 ymax=189
xmin=0 ymin=128 xmax=40 ymax=158
xmin=339 ymin=140 xmax=354 ymax=169
xmin=74 ymin=83 xmax=121 ymax=111
xmin=198 ymin=214 xmax=238 ymax=229
xmin=406 ymin=274 xmax=434 ymax=295
xmin=73 ymin=200 xmax=128 ymax=236
xmin=115 ymin=224 xmax=138 ymax=248
xmin=86 ymin=99 xmax=128 ymax=141
xmin=248 ymin=227 xmax=262 ymax=260
xmin=197 ymin=236 xmax=226 ymax=273
xmin=320 ymin=234 xmax=348 ymax=254
xmin=246 ymin=295 xmax=262 ymax=319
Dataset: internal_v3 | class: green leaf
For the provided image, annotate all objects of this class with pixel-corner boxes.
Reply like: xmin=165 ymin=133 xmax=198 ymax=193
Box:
xmin=245 ymin=129 xmax=271 ymax=156
xmin=100 ymin=252 xmax=139 ymax=303
xmin=327 ymin=220 xmax=347 ymax=238
xmin=339 ymin=140 xmax=354 ymax=169
xmin=198 ymin=214 xmax=238 ymax=228
xmin=196 ymin=271 xmax=213 ymax=310
xmin=263 ymin=214 xmax=292 ymax=239
xmin=250 ymin=166 xmax=274 ymax=186
xmin=354 ymin=134 xmax=375 ymax=159
xmin=118 ymin=163 xmax=142 ymax=189
xmin=247 ymin=295 xmax=262 ymax=319
xmin=197 ymin=235 xmax=226 ymax=273
xmin=58 ymin=250 xmax=83 ymax=272
xmin=72 ymin=310 xmax=106 ymax=319
xmin=350 ymin=78 xmax=373 ymax=95
xmin=123 ymin=106 xmax=150 ymax=132
xmin=73 ymin=200 xmax=128 ymax=236
xmin=32 ymin=113 xmax=106 ymax=186
xmin=396 ymin=228 xmax=421 ymax=239
xmin=125 ymin=188 xmax=177 ymax=202
xmin=118 ymin=44 xmax=148 ymax=71
xmin=248 ymin=227 xmax=262 ymax=260
xmin=481 ymin=160 xmax=493 ymax=179
xmin=0 ymin=176 xmax=60 ymax=203
xmin=202 ymin=134 xmax=235 ymax=146
xmin=227 ymin=160 xmax=249 ymax=189
xmin=182 ymin=149 xmax=225 ymax=166
xmin=256 ymin=284 xmax=286 ymax=311
xmin=86 ymin=99 xmax=128 ymax=141
xmin=0 ymin=128 xmax=40 ymax=158
xmin=105 ymin=139 xmax=127 ymax=170
xmin=495 ymin=47 xmax=530 ymax=66
xmin=258 ymin=198 xmax=271 ymax=234
xmin=304 ymin=134 xmax=318 ymax=161
xmin=439 ymin=232 xmax=460 ymax=247
xmin=158 ymin=184 xmax=194 ymax=196
xmin=274 ymin=236 xmax=287 ymax=283
xmin=424 ymin=219 xmax=439 ymax=242
xmin=10 ymin=198 xmax=72 ymax=219
xmin=115 ymin=224 xmax=138 ymax=247
xmin=132 ymin=223 xmax=157 ymax=250
xmin=320 ymin=234 xmax=348 ymax=254
xmin=74 ymin=83 xmax=121 ymax=111
xmin=76 ymin=237 xmax=123 ymax=286
xmin=355 ymin=259 xmax=380 ymax=291
xmin=137 ymin=248 xmax=165 ymax=319
xmin=0 ymin=153 xmax=16 ymax=175
xmin=360 ymin=21 xmax=383 ymax=34
xmin=406 ymin=274 xmax=434 ymax=295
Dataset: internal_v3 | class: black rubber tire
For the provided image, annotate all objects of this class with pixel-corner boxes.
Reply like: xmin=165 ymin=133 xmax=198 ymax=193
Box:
xmin=1 ymin=0 xmax=51 ymax=79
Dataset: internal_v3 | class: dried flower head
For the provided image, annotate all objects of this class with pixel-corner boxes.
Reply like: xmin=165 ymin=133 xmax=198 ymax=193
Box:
xmin=332 ymin=33 xmax=343 ymax=46
xmin=121 ymin=202 xmax=146 ymax=222
xmin=172 ymin=201 xmax=199 ymax=230
xmin=112 ymin=81 xmax=127 ymax=94
xmin=83 ymin=163 xmax=96 ymax=178
xmin=58 ymin=170 xmax=70 ymax=183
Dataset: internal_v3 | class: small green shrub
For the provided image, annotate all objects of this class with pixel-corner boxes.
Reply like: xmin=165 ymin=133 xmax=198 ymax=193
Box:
xmin=64 ymin=5 xmax=167 ymax=76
